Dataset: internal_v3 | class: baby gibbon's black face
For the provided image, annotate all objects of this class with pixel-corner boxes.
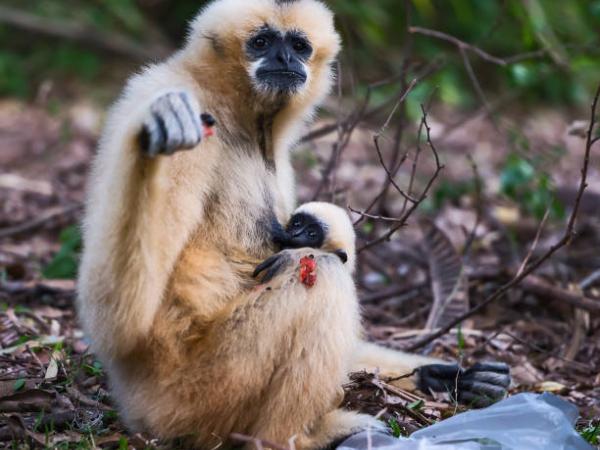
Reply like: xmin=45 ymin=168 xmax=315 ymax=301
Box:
xmin=246 ymin=25 xmax=312 ymax=94
xmin=285 ymin=212 xmax=325 ymax=248
xmin=271 ymin=212 xmax=349 ymax=264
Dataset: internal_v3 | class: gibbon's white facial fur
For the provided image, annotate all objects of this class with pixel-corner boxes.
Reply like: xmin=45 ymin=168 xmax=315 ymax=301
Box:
xmin=291 ymin=202 xmax=357 ymax=272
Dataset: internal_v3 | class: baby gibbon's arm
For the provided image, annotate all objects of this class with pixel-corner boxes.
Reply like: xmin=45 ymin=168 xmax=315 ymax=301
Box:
xmin=78 ymin=65 xmax=210 ymax=359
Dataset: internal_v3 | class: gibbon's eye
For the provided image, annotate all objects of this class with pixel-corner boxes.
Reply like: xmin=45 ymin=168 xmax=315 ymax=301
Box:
xmin=292 ymin=38 xmax=311 ymax=55
xmin=292 ymin=217 xmax=304 ymax=228
xmin=306 ymin=225 xmax=321 ymax=241
xmin=252 ymin=36 xmax=269 ymax=50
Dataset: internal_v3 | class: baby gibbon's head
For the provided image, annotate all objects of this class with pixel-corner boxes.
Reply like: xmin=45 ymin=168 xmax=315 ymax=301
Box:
xmin=187 ymin=0 xmax=340 ymax=105
xmin=282 ymin=202 xmax=356 ymax=272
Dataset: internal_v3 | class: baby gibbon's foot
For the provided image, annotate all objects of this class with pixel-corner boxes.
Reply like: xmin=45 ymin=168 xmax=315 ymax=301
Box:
xmin=252 ymin=251 xmax=294 ymax=283
xmin=139 ymin=91 xmax=205 ymax=156
xmin=417 ymin=362 xmax=510 ymax=408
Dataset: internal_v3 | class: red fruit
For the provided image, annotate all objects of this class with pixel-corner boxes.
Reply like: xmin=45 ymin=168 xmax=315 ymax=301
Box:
xmin=202 ymin=124 xmax=215 ymax=137
xmin=299 ymin=256 xmax=317 ymax=288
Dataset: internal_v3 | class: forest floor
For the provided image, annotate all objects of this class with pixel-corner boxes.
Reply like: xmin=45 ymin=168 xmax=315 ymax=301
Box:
xmin=0 ymin=96 xmax=599 ymax=449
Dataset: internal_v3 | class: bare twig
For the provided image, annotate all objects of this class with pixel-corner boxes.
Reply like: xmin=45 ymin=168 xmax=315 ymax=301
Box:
xmin=462 ymin=155 xmax=483 ymax=259
xmin=405 ymin=83 xmax=600 ymax=351
xmin=357 ymin=106 xmax=444 ymax=253
xmin=520 ymin=276 xmax=600 ymax=313
xmin=409 ymin=26 xmax=548 ymax=67
xmin=0 ymin=204 xmax=82 ymax=240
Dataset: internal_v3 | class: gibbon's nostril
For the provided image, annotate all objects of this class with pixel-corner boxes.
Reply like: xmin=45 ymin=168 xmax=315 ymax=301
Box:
xmin=276 ymin=48 xmax=291 ymax=65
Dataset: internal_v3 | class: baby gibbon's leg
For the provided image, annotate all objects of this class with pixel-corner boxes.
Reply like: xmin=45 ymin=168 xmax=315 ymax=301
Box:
xmin=221 ymin=249 xmax=383 ymax=449
xmin=352 ymin=342 xmax=510 ymax=406
xmin=78 ymin=69 xmax=211 ymax=359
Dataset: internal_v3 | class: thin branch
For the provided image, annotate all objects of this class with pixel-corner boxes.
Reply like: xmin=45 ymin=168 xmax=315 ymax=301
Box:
xmin=462 ymin=155 xmax=482 ymax=259
xmin=515 ymin=208 xmax=550 ymax=278
xmin=405 ymin=83 xmax=600 ymax=351
xmin=0 ymin=204 xmax=82 ymax=240
xmin=409 ymin=26 xmax=548 ymax=67
xmin=349 ymin=207 xmax=413 ymax=224
xmin=358 ymin=105 xmax=444 ymax=253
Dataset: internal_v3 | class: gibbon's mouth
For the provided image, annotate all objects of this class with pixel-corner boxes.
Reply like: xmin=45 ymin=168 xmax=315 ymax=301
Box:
xmin=257 ymin=69 xmax=307 ymax=80
xmin=256 ymin=70 xmax=307 ymax=91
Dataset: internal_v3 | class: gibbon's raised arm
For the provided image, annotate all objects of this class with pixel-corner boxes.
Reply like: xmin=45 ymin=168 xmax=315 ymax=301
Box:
xmin=77 ymin=66 xmax=213 ymax=359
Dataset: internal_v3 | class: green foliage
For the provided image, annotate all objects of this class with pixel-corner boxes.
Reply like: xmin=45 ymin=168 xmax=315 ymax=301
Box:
xmin=407 ymin=399 xmax=425 ymax=411
xmin=0 ymin=51 xmax=28 ymax=97
xmin=500 ymin=154 xmax=564 ymax=220
xmin=432 ymin=179 xmax=476 ymax=210
xmin=84 ymin=360 xmax=104 ymax=377
xmin=580 ymin=423 xmax=600 ymax=445
xmin=456 ymin=323 xmax=465 ymax=356
xmin=13 ymin=379 xmax=26 ymax=392
xmin=42 ymin=225 xmax=82 ymax=280
xmin=1 ymin=0 xmax=598 ymax=104
xmin=387 ymin=417 xmax=404 ymax=438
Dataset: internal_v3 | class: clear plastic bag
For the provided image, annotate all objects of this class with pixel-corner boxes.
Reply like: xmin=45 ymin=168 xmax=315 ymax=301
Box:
xmin=337 ymin=393 xmax=594 ymax=450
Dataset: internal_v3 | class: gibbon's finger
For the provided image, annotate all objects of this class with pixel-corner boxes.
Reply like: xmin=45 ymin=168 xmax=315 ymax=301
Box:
xmin=465 ymin=362 xmax=510 ymax=375
xmin=458 ymin=380 xmax=507 ymax=401
xmin=416 ymin=364 xmax=462 ymax=393
xmin=261 ymin=256 xmax=291 ymax=283
xmin=462 ymin=370 xmax=511 ymax=388
xmin=157 ymin=96 xmax=185 ymax=154
xmin=252 ymin=254 xmax=280 ymax=278
xmin=170 ymin=92 xmax=202 ymax=148
xmin=252 ymin=253 xmax=292 ymax=282
xmin=140 ymin=113 xmax=167 ymax=157
xmin=457 ymin=390 xmax=498 ymax=408
xmin=333 ymin=249 xmax=348 ymax=263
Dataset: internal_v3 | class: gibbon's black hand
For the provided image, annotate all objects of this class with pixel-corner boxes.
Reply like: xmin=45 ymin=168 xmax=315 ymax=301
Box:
xmin=416 ymin=362 xmax=510 ymax=408
xmin=252 ymin=252 xmax=293 ymax=283
xmin=139 ymin=91 xmax=205 ymax=157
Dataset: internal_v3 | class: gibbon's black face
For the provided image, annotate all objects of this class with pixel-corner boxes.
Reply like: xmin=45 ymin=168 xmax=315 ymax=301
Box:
xmin=285 ymin=212 xmax=325 ymax=248
xmin=271 ymin=212 xmax=349 ymax=264
xmin=246 ymin=25 xmax=312 ymax=94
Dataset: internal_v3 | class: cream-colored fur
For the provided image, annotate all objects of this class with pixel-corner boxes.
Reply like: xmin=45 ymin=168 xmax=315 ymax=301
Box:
xmin=77 ymin=1 xmax=441 ymax=448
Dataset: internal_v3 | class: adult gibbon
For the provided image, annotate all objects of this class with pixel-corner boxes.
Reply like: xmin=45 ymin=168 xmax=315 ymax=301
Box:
xmin=77 ymin=0 xmax=509 ymax=448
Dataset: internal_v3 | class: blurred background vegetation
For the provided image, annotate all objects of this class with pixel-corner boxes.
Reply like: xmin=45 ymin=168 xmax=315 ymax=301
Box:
xmin=1 ymin=0 xmax=599 ymax=109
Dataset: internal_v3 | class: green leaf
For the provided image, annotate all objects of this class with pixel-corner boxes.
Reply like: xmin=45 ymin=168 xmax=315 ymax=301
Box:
xmin=84 ymin=360 xmax=104 ymax=376
xmin=456 ymin=323 xmax=465 ymax=354
xmin=42 ymin=225 xmax=82 ymax=279
xmin=407 ymin=399 xmax=425 ymax=411
xmin=119 ymin=437 xmax=129 ymax=450
xmin=580 ymin=423 xmax=600 ymax=445
xmin=13 ymin=379 xmax=26 ymax=392
xmin=388 ymin=417 xmax=403 ymax=438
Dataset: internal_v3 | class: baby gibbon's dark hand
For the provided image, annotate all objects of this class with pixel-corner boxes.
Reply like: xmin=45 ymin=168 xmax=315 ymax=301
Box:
xmin=139 ymin=91 xmax=207 ymax=157
xmin=416 ymin=362 xmax=510 ymax=408
xmin=252 ymin=252 xmax=293 ymax=283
